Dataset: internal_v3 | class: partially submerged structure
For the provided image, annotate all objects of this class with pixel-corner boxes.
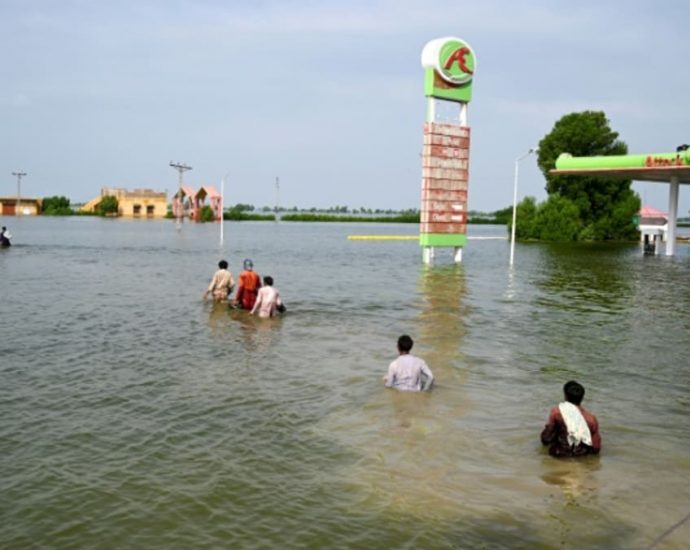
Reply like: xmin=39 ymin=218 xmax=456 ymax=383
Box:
xmin=172 ymin=185 xmax=222 ymax=221
xmin=637 ymin=205 xmax=668 ymax=255
xmin=552 ymin=149 xmax=690 ymax=256
xmin=419 ymin=36 xmax=476 ymax=264
xmin=0 ymin=197 xmax=42 ymax=216
xmin=171 ymin=185 xmax=196 ymax=220
xmin=81 ymin=187 xmax=168 ymax=218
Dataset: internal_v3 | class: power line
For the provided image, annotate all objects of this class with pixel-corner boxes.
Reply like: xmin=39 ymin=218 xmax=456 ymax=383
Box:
xmin=12 ymin=171 xmax=27 ymax=216
xmin=169 ymin=162 xmax=192 ymax=226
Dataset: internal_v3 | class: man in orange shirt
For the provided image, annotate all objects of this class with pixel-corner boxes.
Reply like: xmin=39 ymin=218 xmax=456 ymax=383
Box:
xmin=233 ymin=259 xmax=262 ymax=310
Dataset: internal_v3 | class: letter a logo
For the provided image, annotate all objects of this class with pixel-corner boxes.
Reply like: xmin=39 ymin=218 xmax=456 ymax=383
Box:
xmin=438 ymin=39 xmax=476 ymax=85
xmin=444 ymin=47 xmax=473 ymax=75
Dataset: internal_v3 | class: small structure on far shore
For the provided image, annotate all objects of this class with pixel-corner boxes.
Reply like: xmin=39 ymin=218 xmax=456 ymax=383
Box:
xmin=0 ymin=197 xmax=42 ymax=216
xmin=172 ymin=185 xmax=196 ymax=220
xmin=81 ymin=187 xmax=167 ymax=218
xmin=637 ymin=205 xmax=668 ymax=255
xmin=172 ymin=185 xmax=222 ymax=221
xmin=196 ymin=185 xmax=222 ymax=221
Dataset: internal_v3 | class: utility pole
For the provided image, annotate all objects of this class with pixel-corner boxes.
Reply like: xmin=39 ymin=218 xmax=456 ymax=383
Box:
xmin=275 ymin=176 xmax=280 ymax=218
xmin=169 ymin=161 xmax=192 ymax=227
xmin=12 ymin=171 xmax=27 ymax=216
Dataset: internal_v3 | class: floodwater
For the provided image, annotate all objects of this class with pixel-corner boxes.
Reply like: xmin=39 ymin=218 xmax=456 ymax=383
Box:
xmin=1 ymin=216 xmax=689 ymax=549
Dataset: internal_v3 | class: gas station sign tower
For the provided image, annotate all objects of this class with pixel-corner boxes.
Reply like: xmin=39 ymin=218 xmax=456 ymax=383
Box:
xmin=420 ymin=37 xmax=476 ymax=263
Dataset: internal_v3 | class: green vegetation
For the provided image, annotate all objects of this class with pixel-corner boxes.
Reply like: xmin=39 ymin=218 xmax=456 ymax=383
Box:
xmin=225 ymin=212 xmax=275 ymax=221
xmin=199 ymin=205 xmax=215 ymax=222
xmin=159 ymin=202 xmax=512 ymax=224
xmin=39 ymin=197 xmax=513 ymax=225
xmin=97 ymin=195 xmax=119 ymax=216
xmin=224 ymin=205 xmax=274 ymax=221
xmin=42 ymin=196 xmax=73 ymax=216
xmin=467 ymin=207 xmax=512 ymax=224
xmin=280 ymin=212 xmax=420 ymax=223
xmin=512 ymin=111 xmax=640 ymax=241
xmin=231 ymin=203 xmax=256 ymax=212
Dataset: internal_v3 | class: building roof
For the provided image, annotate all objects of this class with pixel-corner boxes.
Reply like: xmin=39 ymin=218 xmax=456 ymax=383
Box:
xmin=173 ymin=185 xmax=196 ymax=198
xmin=639 ymin=205 xmax=667 ymax=219
xmin=198 ymin=185 xmax=220 ymax=198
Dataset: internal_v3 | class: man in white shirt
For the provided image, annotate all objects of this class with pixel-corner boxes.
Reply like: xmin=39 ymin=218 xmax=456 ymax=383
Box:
xmin=250 ymin=275 xmax=284 ymax=318
xmin=383 ymin=335 xmax=434 ymax=391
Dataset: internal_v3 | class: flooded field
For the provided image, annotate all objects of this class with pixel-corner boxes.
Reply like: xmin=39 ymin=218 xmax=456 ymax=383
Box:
xmin=1 ymin=217 xmax=688 ymax=548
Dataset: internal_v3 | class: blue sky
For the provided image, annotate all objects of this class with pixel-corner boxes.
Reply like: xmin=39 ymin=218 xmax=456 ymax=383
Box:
xmin=2 ymin=0 xmax=689 ymax=214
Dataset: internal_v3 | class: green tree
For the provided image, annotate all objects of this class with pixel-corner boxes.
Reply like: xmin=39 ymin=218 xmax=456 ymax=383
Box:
xmin=199 ymin=205 xmax=215 ymax=222
xmin=492 ymin=206 xmax=513 ymax=225
xmin=230 ymin=203 xmax=254 ymax=212
xmin=42 ymin=196 xmax=73 ymax=215
xmin=98 ymin=195 xmax=119 ymax=216
xmin=512 ymin=196 xmax=539 ymax=240
xmin=537 ymin=111 xmax=640 ymax=240
xmin=535 ymin=195 xmax=581 ymax=241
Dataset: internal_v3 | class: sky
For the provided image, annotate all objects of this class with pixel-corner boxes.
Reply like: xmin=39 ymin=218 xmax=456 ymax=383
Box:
xmin=2 ymin=0 xmax=689 ymax=214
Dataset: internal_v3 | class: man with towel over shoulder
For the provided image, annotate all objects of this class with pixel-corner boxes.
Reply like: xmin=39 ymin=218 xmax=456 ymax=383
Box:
xmin=541 ymin=380 xmax=601 ymax=458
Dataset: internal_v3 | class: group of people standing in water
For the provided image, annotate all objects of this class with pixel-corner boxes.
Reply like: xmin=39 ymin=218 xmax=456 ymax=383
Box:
xmin=203 ymin=258 xmax=284 ymax=318
xmin=383 ymin=334 xmax=601 ymax=458
xmin=205 ymin=259 xmax=600 ymax=459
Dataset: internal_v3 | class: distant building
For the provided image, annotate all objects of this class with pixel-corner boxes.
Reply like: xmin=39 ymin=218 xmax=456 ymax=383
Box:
xmin=81 ymin=187 xmax=168 ymax=218
xmin=172 ymin=185 xmax=222 ymax=221
xmin=0 ymin=197 xmax=42 ymax=216
xmin=171 ymin=185 xmax=197 ymax=220
xmin=637 ymin=205 xmax=668 ymax=255
xmin=196 ymin=185 xmax=222 ymax=221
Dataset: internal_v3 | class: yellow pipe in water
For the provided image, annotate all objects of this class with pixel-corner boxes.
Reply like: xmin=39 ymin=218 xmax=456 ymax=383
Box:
xmin=347 ymin=235 xmax=507 ymax=241
xmin=347 ymin=235 xmax=419 ymax=240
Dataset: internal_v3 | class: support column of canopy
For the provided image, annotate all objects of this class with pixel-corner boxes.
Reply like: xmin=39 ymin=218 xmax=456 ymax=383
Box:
xmin=666 ymin=176 xmax=679 ymax=256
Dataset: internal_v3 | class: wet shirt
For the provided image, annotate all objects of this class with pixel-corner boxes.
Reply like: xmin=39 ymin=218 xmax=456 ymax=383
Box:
xmin=207 ymin=268 xmax=234 ymax=296
xmin=385 ymin=354 xmax=434 ymax=392
xmin=235 ymin=270 xmax=261 ymax=307
xmin=541 ymin=405 xmax=601 ymax=457
xmin=251 ymin=286 xmax=282 ymax=318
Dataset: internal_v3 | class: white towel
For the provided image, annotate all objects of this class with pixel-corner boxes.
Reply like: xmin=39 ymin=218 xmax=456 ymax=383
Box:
xmin=558 ymin=402 xmax=592 ymax=447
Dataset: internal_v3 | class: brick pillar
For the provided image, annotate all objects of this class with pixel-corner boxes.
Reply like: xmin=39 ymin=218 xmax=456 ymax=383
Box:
xmin=420 ymin=122 xmax=470 ymax=257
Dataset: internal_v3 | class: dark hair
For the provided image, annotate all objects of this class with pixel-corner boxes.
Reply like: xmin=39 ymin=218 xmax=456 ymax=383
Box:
xmin=218 ymin=260 xmax=228 ymax=269
xmin=397 ymin=334 xmax=414 ymax=353
xmin=563 ymin=380 xmax=585 ymax=405
xmin=263 ymin=276 xmax=273 ymax=286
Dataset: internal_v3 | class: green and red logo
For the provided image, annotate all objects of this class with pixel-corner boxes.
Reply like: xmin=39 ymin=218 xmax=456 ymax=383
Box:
xmin=422 ymin=37 xmax=476 ymax=86
xmin=438 ymin=40 xmax=475 ymax=85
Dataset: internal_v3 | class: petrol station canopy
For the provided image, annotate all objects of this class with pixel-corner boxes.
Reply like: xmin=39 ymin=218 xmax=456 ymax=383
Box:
xmin=550 ymin=149 xmax=689 ymax=255
xmin=550 ymin=150 xmax=690 ymax=183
